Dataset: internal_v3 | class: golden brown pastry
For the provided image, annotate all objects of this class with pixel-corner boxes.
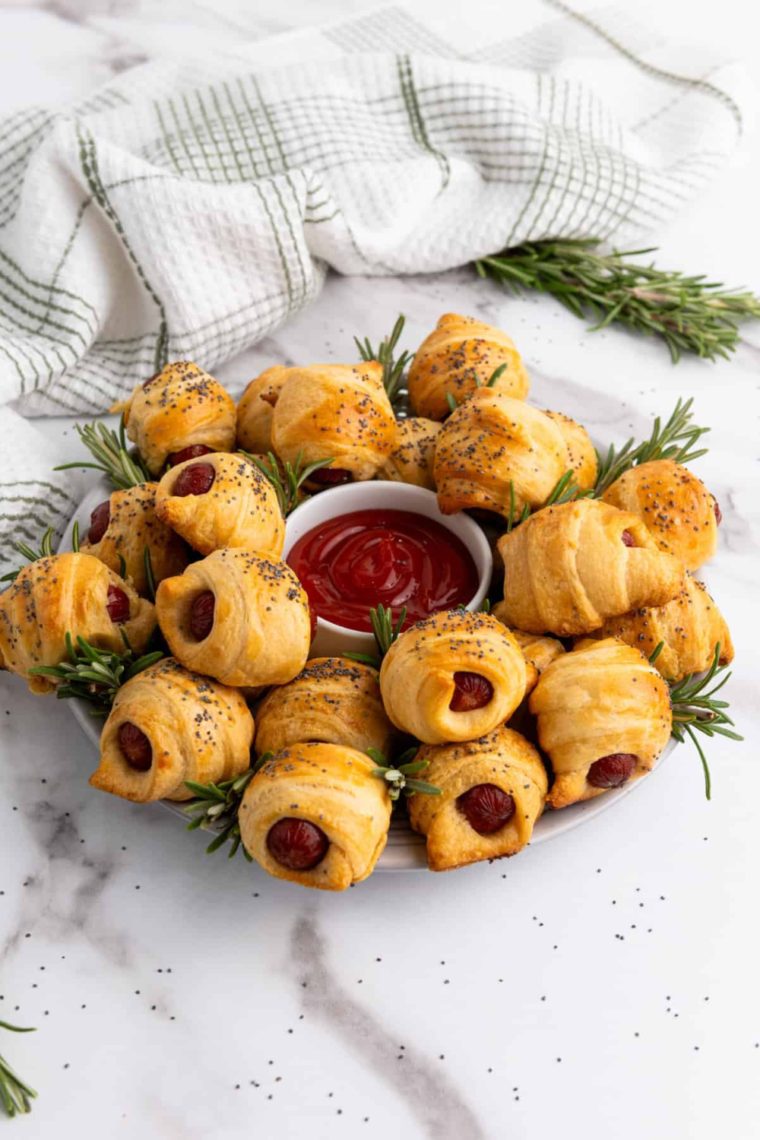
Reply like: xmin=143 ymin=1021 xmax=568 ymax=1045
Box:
xmin=379 ymin=609 xmax=528 ymax=744
xmin=530 ymin=637 xmax=672 ymax=809
xmin=544 ymin=410 xmax=598 ymax=491
xmin=254 ymin=658 xmax=393 ymax=756
xmin=155 ymin=549 xmax=311 ymax=688
xmin=236 ymin=365 xmax=290 ymax=455
xmin=0 ymin=553 xmax=155 ymax=694
xmin=239 ymin=743 xmax=391 ymax=890
xmin=91 ymin=658 xmax=253 ymax=802
xmin=435 ymin=390 xmax=592 ymax=519
xmin=154 ymin=452 xmax=284 ymax=557
xmin=379 ymin=417 xmax=441 ymax=490
xmin=407 ymin=725 xmax=547 ymax=870
xmin=117 ymin=361 xmax=237 ymax=475
xmin=80 ymin=483 xmax=189 ymax=597
xmin=491 ymin=602 xmax=566 ymax=693
xmin=496 ymin=499 xmax=684 ymax=635
xmin=602 ymin=459 xmax=719 ymax=571
xmin=270 ymin=362 xmax=396 ymax=484
xmin=590 ymin=573 xmax=733 ymax=683
xmin=407 ymin=313 xmax=530 ymax=421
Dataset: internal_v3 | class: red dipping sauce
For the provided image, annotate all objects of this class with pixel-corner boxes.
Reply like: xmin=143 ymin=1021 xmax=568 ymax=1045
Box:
xmin=287 ymin=509 xmax=479 ymax=633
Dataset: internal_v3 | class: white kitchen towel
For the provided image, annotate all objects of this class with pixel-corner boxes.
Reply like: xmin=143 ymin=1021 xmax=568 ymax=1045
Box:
xmin=0 ymin=0 xmax=750 ymax=421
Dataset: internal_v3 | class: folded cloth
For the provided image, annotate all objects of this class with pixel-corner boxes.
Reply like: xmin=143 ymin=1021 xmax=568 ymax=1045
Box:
xmin=0 ymin=0 xmax=749 ymax=419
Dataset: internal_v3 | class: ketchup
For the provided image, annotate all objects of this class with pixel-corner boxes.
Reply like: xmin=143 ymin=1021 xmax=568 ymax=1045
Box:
xmin=287 ymin=509 xmax=479 ymax=633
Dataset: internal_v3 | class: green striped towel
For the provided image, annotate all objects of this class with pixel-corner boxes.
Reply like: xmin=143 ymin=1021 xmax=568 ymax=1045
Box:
xmin=0 ymin=1 xmax=749 ymax=571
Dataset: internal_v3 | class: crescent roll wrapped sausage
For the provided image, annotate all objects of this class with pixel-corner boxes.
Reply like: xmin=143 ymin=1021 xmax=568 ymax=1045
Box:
xmin=270 ymin=362 xmax=396 ymax=484
xmin=155 ymin=549 xmax=311 ymax=688
xmin=408 ymin=313 xmax=530 ymax=421
xmin=0 ymin=553 xmax=155 ymax=694
xmin=155 ymin=452 xmax=284 ymax=557
xmin=379 ymin=609 xmax=528 ymax=744
xmin=591 ymin=573 xmax=733 ymax=683
xmin=407 ymin=726 xmax=548 ymax=870
xmin=118 ymin=361 xmax=236 ymax=475
xmin=90 ymin=658 xmax=253 ymax=802
xmin=81 ymin=483 xmax=188 ymax=598
xmin=434 ymin=391 xmax=592 ymax=518
xmin=529 ymin=637 xmax=672 ymax=809
xmin=239 ymin=743 xmax=392 ymax=890
xmin=379 ymin=417 xmax=441 ymax=490
xmin=496 ymin=499 xmax=684 ymax=636
xmin=602 ymin=459 xmax=720 ymax=571
xmin=236 ymin=365 xmax=290 ymax=454
xmin=254 ymin=658 xmax=393 ymax=756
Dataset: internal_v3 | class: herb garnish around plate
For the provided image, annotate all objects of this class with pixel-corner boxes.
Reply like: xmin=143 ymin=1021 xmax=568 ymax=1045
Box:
xmin=667 ymin=643 xmax=742 ymax=801
xmin=28 ymin=632 xmax=164 ymax=712
xmin=0 ymin=526 xmax=56 ymax=583
xmin=592 ymin=397 xmax=709 ymax=497
xmin=183 ymin=761 xmax=271 ymax=860
xmin=355 ymin=313 xmax=413 ymax=405
xmin=366 ymin=747 xmax=441 ymax=801
xmin=345 ymin=604 xmax=408 ymax=669
xmin=242 ymin=449 xmax=335 ymax=517
xmin=0 ymin=1019 xmax=37 ymax=1118
xmin=475 ymin=239 xmax=760 ymax=362
xmin=54 ymin=416 xmax=149 ymax=490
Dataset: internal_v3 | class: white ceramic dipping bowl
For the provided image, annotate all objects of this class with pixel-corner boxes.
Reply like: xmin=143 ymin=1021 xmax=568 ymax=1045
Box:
xmin=283 ymin=482 xmax=493 ymax=659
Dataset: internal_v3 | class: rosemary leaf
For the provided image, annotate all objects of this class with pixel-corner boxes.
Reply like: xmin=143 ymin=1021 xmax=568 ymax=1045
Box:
xmin=355 ymin=314 xmax=413 ymax=404
xmin=476 ymin=240 xmax=760 ymax=362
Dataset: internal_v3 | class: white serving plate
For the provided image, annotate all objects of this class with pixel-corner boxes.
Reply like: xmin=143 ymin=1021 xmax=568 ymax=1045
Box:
xmin=61 ymin=481 xmax=677 ymax=872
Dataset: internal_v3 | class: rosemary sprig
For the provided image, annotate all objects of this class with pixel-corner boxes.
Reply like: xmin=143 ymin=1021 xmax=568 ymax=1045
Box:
xmin=345 ymin=604 xmax=407 ymax=668
xmin=28 ymin=632 xmax=163 ymax=711
xmin=445 ymin=363 xmax=510 ymax=413
xmin=476 ymin=240 xmax=760 ymax=363
xmin=0 ymin=1020 xmax=37 ymax=1118
xmin=242 ymin=449 xmax=335 ymax=517
xmin=503 ymin=469 xmax=593 ymax=533
xmin=366 ymin=747 xmax=441 ymax=801
xmin=0 ymin=526 xmax=56 ymax=583
xmin=54 ymin=416 xmax=149 ymax=490
xmin=355 ymin=314 xmax=413 ymax=404
xmin=593 ymin=397 xmax=709 ymax=497
xmin=668 ymin=644 xmax=742 ymax=801
xmin=183 ymin=755 xmax=272 ymax=859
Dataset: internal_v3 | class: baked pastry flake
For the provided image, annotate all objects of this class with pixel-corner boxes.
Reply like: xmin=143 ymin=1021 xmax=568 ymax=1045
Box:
xmin=0 ymin=553 xmax=155 ymax=694
xmin=590 ymin=572 xmax=733 ymax=682
xmin=236 ymin=365 xmax=290 ymax=455
xmin=117 ymin=361 xmax=236 ymax=475
xmin=270 ymin=362 xmax=396 ymax=483
xmin=239 ymin=743 xmax=391 ymax=890
xmin=156 ymin=549 xmax=311 ymax=688
xmin=496 ymin=499 xmax=685 ymax=635
xmin=407 ymin=725 xmax=548 ymax=870
xmin=254 ymin=657 xmax=393 ymax=756
xmin=434 ymin=390 xmax=587 ymax=518
xmin=379 ymin=609 xmax=528 ymax=744
xmin=379 ymin=417 xmax=441 ymax=490
xmin=154 ymin=452 xmax=284 ymax=556
xmin=602 ymin=459 xmax=719 ymax=570
xmin=408 ymin=313 xmax=530 ymax=420
xmin=529 ymin=637 xmax=672 ymax=808
xmin=91 ymin=657 xmax=253 ymax=802
xmin=81 ymin=483 xmax=188 ymax=597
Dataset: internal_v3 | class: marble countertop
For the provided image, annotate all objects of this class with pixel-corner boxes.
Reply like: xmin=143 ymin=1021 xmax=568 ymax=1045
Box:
xmin=1 ymin=2 xmax=759 ymax=1138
